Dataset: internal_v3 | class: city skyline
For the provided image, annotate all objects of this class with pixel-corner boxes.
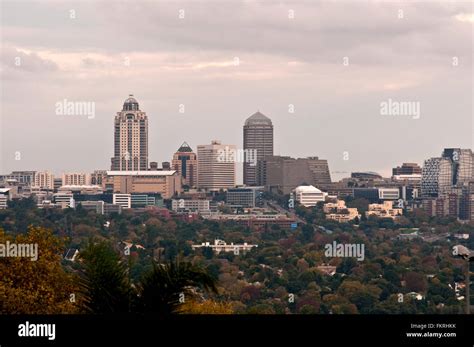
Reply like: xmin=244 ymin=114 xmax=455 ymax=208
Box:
xmin=1 ymin=92 xmax=472 ymax=182
xmin=0 ymin=1 xmax=474 ymax=335
xmin=1 ymin=1 xmax=472 ymax=182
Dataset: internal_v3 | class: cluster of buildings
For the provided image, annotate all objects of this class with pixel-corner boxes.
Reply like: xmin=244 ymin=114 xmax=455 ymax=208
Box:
xmin=1 ymin=95 xmax=473 ymax=226
xmin=315 ymin=152 xmax=474 ymax=223
xmin=420 ymin=148 xmax=474 ymax=221
xmin=293 ymin=187 xmax=402 ymax=222
xmin=0 ymin=96 xmax=307 ymax=229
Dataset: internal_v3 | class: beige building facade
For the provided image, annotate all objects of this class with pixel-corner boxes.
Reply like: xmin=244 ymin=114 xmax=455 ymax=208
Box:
xmin=62 ymin=172 xmax=90 ymax=186
xmin=197 ymin=140 xmax=236 ymax=191
xmin=103 ymin=171 xmax=181 ymax=199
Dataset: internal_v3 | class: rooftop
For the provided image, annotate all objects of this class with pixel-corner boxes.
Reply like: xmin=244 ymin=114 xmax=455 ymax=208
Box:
xmin=107 ymin=170 xmax=177 ymax=176
xmin=122 ymin=94 xmax=140 ymax=111
xmin=294 ymin=185 xmax=323 ymax=194
xmin=176 ymin=141 xmax=194 ymax=153
xmin=244 ymin=111 xmax=273 ymax=126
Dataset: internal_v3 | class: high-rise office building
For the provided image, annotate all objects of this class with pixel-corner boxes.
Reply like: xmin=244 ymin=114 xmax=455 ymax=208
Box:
xmin=421 ymin=157 xmax=452 ymax=197
xmin=441 ymin=148 xmax=474 ymax=185
xmin=197 ymin=140 xmax=236 ymax=191
xmin=172 ymin=142 xmax=197 ymax=188
xmin=243 ymin=111 xmax=273 ymax=186
xmin=257 ymin=156 xmax=331 ymax=194
xmin=110 ymin=95 xmax=148 ymax=171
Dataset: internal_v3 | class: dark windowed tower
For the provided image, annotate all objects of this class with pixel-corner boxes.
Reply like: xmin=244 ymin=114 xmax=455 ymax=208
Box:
xmin=243 ymin=111 xmax=273 ymax=186
xmin=110 ymin=95 xmax=148 ymax=171
xmin=172 ymin=142 xmax=197 ymax=188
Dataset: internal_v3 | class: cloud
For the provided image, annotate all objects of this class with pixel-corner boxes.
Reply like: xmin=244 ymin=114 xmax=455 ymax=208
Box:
xmin=0 ymin=46 xmax=58 ymax=76
xmin=455 ymin=13 xmax=474 ymax=23
xmin=0 ymin=1 xmax=472 ymax=181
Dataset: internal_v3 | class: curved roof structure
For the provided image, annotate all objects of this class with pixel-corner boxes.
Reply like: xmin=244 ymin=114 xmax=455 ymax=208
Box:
xmin=123 ymin=94 xmax=140 ymax=111
xmin=294 ymin=185 xmax=323 ymax=194
xmin=351 ymin=171 xmax=382 ymax=179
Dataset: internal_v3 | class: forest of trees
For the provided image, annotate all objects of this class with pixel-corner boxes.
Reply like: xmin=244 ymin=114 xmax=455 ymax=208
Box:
xmin=0 ymin=196 xmax=472 ymax=314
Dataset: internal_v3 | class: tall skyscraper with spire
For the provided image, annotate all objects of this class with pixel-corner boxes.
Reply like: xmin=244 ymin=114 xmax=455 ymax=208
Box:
xmin=110 ymin=95 xmax=149 ymax=171
xmin=243 ymin=111 xmax=273 ymax=186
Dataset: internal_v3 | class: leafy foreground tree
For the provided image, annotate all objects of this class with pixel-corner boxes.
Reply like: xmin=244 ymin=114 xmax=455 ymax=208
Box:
xmin=0 ymin=226 xmax=78 ymax=314
xmin=79 ymin=241 xmax=218 ymax=314
xmin=79 ymin=241 xmax=132 ymax=314
xmin=136 ymin=259 xmax=218 ymax=314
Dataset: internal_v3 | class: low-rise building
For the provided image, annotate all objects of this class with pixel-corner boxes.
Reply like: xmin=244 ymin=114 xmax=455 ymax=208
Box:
xmin=53 ymin=193 xmax=74 ymax=209
xmin=62 ymin=173 xmax=91 ymax=186
xmin=113 ymin=193 xmax=131 ymax=209
xmin=0 ymin=171 xmax=36 ymax=186
xmin=171 ymin=199 xmax=211 ymax=212
xmin=378 ymin=187 xmax=400 ymax=200
xmin=0 ymin=188 xmax=11 ymax=209
xmin=103 ymin=171 xmax=181 ymax=199
xmin=192 ymin=239 xmax=258 ymax=254
xmin=226 ymin=186 xmax=264 ymax=208
xmin=80 ymin=200 xmax=124 ymax=215
xmin=323 ymin=199 xmax=360 ymax=222
xmin=131 ymin=194 xmax=161 ymax=208
xmin=58 ymin=185 xmax=103 ymax=195
xmin=293 ymin=185 xmax=326 ymax=207
xmin=366 ymin=201 xmax=403 ymax=219
xmin=33 ymin=171 xmax=54 ymax=190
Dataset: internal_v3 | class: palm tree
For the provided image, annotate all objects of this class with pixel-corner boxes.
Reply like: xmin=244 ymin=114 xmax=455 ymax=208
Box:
xmin=79 ymin=241 xmax=218 ymax=315
xmin=136 ymin=258 xmax=218 ymax=314
xmin=79 ymin=241 xmax=132 ymax=314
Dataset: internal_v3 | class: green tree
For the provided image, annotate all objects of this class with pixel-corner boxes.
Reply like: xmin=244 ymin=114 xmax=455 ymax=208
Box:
xmin=79 ymin=241 xmax=132 ymax=313
xmin=136 ymin=259 xmax=218 ymax=314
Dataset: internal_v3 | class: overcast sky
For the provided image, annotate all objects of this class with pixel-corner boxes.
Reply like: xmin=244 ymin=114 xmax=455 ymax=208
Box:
xmin=0 ymin=0 xmax=472 ymax=183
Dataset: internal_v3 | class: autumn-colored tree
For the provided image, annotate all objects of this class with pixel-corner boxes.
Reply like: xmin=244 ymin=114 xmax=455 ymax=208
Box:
xmin=331 ymin=303 xmax=358 ymax=314
xmin=246 ymin=303 xmax=275 ymax=314
xmin=337 ymin=280 xmax=381 ymax=313
xmin=181 ymin=300 xmax=233 ymax=314
xmin=0 ymin=226 xmax=78 ymax=314
xmin=404 ymin=271 xmax=428 ymax=293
